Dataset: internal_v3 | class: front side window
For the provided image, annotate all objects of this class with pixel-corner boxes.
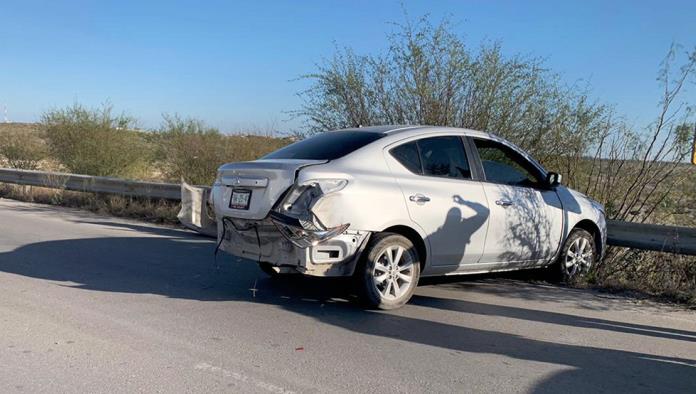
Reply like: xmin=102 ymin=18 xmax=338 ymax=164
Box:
xmin=390 ymin=136 xmax=471 ymax=179
xmin=473 ymin=138 xmax=543 ymax=187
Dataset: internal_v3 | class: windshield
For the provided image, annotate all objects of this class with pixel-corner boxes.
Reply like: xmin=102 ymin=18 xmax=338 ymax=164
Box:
xmin=262 ymin=131 xmax=384 ymax=160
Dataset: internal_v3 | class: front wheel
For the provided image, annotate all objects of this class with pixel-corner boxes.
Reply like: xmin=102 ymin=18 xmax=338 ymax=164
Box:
xmin=356 ymin=233 xmax=421 ymax=310
xmin=558 ymin=228 xmax=596 ymax=283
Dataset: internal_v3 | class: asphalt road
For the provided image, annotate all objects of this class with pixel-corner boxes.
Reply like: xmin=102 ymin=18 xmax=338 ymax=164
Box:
xmin=1 ymin=199 xmax=695 ymax=393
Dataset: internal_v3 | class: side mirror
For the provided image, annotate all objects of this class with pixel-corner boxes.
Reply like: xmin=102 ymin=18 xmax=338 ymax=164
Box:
xmin=546 ymin=172 xmax=562 ymax=188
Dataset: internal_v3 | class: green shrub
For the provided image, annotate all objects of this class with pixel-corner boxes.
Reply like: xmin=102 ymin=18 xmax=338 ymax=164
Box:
xmin=0 ymin=123 xmax=47 ymax=169
xmin=225 ymin=134 xmax=293 ymax=162
xmin=155 ymin=115 xmax=229 ymax=185
xmin=155 ymin=115 xmax=292 ymax=185
xmin=41 ymin=104 xmax=152 ymax=178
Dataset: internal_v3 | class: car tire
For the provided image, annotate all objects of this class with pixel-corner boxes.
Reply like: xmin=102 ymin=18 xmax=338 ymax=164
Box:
xmin=557 ymin=228 xmax=596 ymax=283
xmin=356 ymin=232 xmax=421 ymax=310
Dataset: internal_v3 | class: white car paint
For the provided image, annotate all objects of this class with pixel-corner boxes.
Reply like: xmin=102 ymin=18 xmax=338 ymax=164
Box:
xmin=211 ymin=125 xmax=606 ymax=278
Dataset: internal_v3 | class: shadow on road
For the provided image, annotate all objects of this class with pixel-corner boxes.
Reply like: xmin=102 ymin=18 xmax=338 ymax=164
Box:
xmin=1 ymin=230 xmax=695 ymax=393
xmin=410 ymin=294 xmax=696 ymax=342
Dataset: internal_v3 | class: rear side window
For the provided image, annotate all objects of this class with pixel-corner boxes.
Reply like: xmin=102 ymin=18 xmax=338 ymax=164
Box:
xmin=262 ymin=131 xmax=384 ymax=160
xmin=390 ymin=141 xmax=421 ymax=174
xmin=390 ymin=136 xmax=471 ymax=180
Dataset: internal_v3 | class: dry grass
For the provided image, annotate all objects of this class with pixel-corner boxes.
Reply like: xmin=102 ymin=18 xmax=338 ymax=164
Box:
xmin=0 ymin=122 xmax=39 ymax=134
xmin=0 ymin=118 xmax=292 ymax=228
xmin=0 ymin=118 xmax=293 ymax=185
xmin=594 ymin=250 xmax=696 ymax=306
xmin=0 ymin=183 xmax=180 ymax=225
xmin=0 ymin=123 xmax=49 ymax=170
xmin=153 ymin=115 xmax=292 ymax=185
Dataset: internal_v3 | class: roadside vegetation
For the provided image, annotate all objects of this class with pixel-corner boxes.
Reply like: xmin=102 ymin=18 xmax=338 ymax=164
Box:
xmin=0 ymin=108 xmax=292 ymax=185
xmin=0 ymin=109 xmax=291 ymax=225
xmin=42 ymin=104 xmax=152 ymax=178
xmin=0 ymin=183 xmax=181 ymax=224
xmin=154 ymin=115 xmax=290 ymax=185
xmin=0 ymin=122 xmax=47 ymax=170
xmin=0 ymin=15 xmax=694 ymax=304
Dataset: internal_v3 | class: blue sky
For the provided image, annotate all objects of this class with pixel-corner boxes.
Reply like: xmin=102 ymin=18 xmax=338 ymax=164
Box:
xmin=1 ymin=0 xmax=694 ymax=132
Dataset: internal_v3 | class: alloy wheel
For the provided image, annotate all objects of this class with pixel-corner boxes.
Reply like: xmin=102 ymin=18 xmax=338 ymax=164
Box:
xmin=372 ymin=245 xmax=415 ymax=300
xmin=564 ymin=237 xmax=593 ymax=278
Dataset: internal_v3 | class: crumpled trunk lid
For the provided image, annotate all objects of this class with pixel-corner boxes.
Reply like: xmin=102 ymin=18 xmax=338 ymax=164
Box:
xmin=212 ymin=159 xmax=325 ymax=220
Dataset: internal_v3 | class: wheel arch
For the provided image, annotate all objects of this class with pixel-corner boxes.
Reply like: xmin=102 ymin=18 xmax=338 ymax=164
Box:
xmin=571 ymin=219 xmax=603 ymax=257
xmin=381 ymin=225 xmax=428 ymax=271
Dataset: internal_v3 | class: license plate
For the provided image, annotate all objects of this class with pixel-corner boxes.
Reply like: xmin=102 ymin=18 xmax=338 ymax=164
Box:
xmin=229 ymin=189 xmax=251 ymax=210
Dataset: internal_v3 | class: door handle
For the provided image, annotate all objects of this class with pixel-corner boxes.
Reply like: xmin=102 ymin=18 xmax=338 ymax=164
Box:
xmin=409 ymin=194 xmax=431 ymax=204
xmin=495 ymin=199 xmax=513 ymax=207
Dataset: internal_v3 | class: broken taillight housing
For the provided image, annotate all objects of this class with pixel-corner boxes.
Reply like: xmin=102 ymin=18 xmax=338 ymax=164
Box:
xmin=272 ymin=179 xmax=349 ymax=248
xmin=280 ymin=179 xmax=347 ymax=214
xmin=270 ymin=211 xmax=350 ymax=248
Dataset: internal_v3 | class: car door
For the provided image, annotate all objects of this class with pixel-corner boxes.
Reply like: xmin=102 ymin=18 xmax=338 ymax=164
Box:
xmin=386 ymin=135 xmax=490 ymax=270
xmin=469 ymin=137 xmax=563 ymax=265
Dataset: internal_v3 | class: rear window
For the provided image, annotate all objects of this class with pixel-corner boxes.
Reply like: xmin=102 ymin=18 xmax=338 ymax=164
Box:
xmin=262 ymin=131 xmax=384 ymax=160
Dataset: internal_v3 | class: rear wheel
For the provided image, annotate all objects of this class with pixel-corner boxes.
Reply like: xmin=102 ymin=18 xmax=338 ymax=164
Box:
xmin=356 ymin=233 xmax=421 ymax=310
xmin=558 ymin=228 xmax=596 ymax=283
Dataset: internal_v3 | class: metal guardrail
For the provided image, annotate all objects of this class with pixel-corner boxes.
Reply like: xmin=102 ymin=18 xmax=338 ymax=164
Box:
xmin=0 ymin=168 xmax=181 ymax=200
xmin=1 ymin=168 xmax=695 ymax=255
xmin=607 ymin=220 xmax=696 ymax=255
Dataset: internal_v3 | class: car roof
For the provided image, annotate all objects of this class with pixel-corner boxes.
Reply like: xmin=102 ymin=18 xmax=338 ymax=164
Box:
xmin=335 ymin=125 xmax=492 ymax=138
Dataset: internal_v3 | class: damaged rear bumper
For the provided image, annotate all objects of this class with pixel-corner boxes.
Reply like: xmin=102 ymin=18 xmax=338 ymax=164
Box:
xmin=268 ymin=211 xmax=350 ymax=249
xmin=217 ymin=215 xmax=370 ymax=277
xmin=212 ymin=174 xmax=370 ymax=277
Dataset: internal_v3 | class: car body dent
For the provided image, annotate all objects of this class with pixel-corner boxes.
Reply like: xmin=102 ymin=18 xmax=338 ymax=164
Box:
xmin=217 ymin=214 xmax=371 ymax=277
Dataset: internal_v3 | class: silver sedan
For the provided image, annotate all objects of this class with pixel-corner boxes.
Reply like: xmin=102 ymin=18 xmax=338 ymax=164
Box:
xmin=211 ymin=126 xmax=606 ymax=309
